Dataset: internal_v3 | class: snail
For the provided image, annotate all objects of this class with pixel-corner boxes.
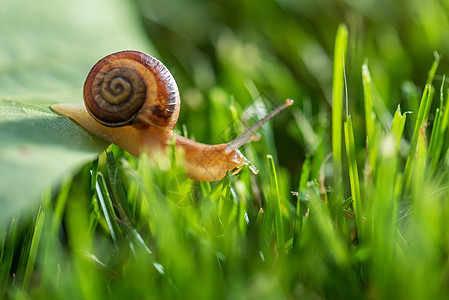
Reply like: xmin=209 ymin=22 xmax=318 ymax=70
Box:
xmin=52 ymin=50 xmax=293 ymax=181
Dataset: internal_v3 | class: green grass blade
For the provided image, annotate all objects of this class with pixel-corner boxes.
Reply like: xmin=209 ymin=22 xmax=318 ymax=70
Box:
xmin=308 ymin=191 xmax=349 ymax=267
xmin=404 ymin=54 xmax=439 ymax=185
xmin=426 ymin=52 xmax=440 ymax=85
xmin=106 ymin=152 xmax=133 ymax=222
xmin=200 ymin=181 xmax=212 ymax=196
xmin=293 ymin=156 xmax=311 ymax=246
xmin=370 ymin=134 xmax=400 ymax=290
xmin=390 ymin=105 xmax=407 ymax=150
xmin=90 ymin=158 xmax=99 ymax=202
xmin=23 ymin=205 xmax=45 ymax=289
xmin=332 ymin=24 xmax=348 ymax=185
xmin=362 ymin=63 xmax=379 ymax=175
xmin=403 ymin=84 xmax=434 ymax=188
xmin=0 ymin=218 xmax=19 ymax=294
xmin=362 ymin=63 xmax=375 ymax=145
xmin=237 ymin=189 xmax=249 ymax=236
xmin=299 ymin=156 xmax=311 ymax=192
xmin=413 ymin=127 xmax=427 ymax=187
xmin=51 ymin=177 xmax=72 ymax=233
xmin=428 ymin=108 xmax=441 ymax=157
xmin=428 ymin=76 xmax=444 ymax=158
xmin=430 ymin=80 xmax=449 ymax=172
xmin=267 ymin=155 xmax=285 ymax=252
xmin=344 ymin=116 xmax=364 ymax=240
xmin=88 ymin=159 xmax=101 ymax=238
xmin=96 ymin=173 xmax=121 ymax=249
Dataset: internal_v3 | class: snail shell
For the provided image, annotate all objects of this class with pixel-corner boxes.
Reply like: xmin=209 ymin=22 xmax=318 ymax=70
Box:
xmin=83 ymin=50 xmax=180 ymax=129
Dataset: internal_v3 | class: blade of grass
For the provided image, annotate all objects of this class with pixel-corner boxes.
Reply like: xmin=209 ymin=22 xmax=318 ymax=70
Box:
xmin=105 ymin=152 xmax=165 ymax=274
xmin=403 ymin=84 xmax=434 ymax=188
xmin=96 ymin=172 xmax=121 ymax=249
xmin=429 ymin=79 xmax=449 ymax=172
xmin=362 ymin=63 xmax=375 ymax=143
xmin=293 ymin=156 xmax=311 ymax=247
xmin=402 ymin=81 xmax=419 ymax=127
xmin=0 ymin=218 xmax=19 ymax=294
xmin=404 ymin=54 xmax=439 ymax=187
xmin=362 ymin=63 xmax=378 ymax=175
xmin=426 ymin=52 xmax=440 ymax=85
xmin=428 ymin=107 xmax=441 ymax=158
xmin=390 ymin=105 xmax=407 ymax=150
xmin=413 ymin=127 xmax=427 ymax=187
xmin=308 ymin=191 xmax=349 ymax=267
xmin=90 ymin=159 xmax=99 ymax=201
xmin=255 ymin=208 xmax=265 ymax=228
xmin=88 ymin=159 xmax=101 ymax=238
xmin=238 ymin=193 xmax=249 ymax=236
xmin=200 ymin=181 xmax=212 ymax=196
xmin=23 ymin=205 xmax=45 ymax=289
xmin=299 ymin=156 xmax=311 ymax=192
xmin=117 ymin=158 xmax=142 ymax=221
xmin=332 ymin=24 xmax=348 ymax=186
xmin=106 ymin=152 xmax=133 ymax=223
xmin=371 ymin=134 xmax=400 ymax=291
xmin=344 ymin=116 xmax=364 ymax=241
xmin=121 ymin=225 xmax=165 ymax=275
xmin=51 ymin=177 xmax=72 ymax=233
xmin=267 ymin=155 xmax=285 ymax=252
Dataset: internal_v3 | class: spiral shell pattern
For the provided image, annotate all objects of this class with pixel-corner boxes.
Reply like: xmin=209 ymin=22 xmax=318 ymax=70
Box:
xmin=83 ymin=51 xmax=180 ymax=129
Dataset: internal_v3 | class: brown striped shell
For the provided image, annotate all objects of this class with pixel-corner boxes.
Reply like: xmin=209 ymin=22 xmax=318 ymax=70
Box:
xmin=83 ymin=50 xmax=180 ymax=130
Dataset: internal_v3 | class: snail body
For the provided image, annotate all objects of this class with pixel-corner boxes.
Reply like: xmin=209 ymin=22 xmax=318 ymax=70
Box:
xmin=52 ymin=51 xmax=292 ymax=181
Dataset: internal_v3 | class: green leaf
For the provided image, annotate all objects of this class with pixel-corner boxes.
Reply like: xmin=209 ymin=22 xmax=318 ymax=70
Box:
xmin=0 ymin=0 xmax=155 ymax=227
xmin=0 ymin=100 xmax=108 ymax=225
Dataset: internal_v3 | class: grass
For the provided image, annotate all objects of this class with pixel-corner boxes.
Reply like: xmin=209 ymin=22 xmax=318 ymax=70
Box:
xmin=4 ymin=2 xmax=449 ymax=298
